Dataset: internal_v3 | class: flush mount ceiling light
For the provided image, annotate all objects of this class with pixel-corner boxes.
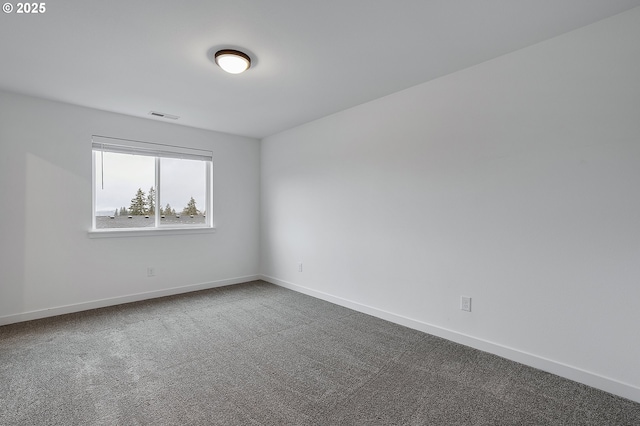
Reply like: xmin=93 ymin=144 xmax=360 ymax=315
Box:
xmin=214 ymin=49 xmax=251 ymax=74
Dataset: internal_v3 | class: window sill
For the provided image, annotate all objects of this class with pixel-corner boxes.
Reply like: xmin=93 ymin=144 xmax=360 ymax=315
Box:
xmin=87 ymin=226 xmax=216 ymax=239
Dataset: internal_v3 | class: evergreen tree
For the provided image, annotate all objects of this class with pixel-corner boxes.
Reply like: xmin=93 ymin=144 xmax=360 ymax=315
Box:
xmin=164 ymin=203 xmax=174 ymax=216
xmin=183 ymin=197 xmax=199 ymax=216
xmin=146 ymin=187 xmax=155 ymax=215
xmin=119 ymin=206 xmax=128 ymax=216
xmin=114 ymin=209 xmax=118 ymax=217
xmin=129 ymin=188 xmax=146 ymax=215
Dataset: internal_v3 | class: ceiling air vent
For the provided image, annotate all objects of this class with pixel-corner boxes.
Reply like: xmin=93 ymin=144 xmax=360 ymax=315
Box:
xmin=149 ymin=111 xmax=180 ymax=120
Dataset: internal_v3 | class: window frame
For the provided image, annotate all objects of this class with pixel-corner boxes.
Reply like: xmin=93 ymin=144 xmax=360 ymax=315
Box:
xmin=89 ymin=135 xmax=215 ymax=238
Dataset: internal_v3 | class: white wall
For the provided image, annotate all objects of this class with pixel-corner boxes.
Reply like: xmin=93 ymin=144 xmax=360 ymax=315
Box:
xmin=260 ymin=8 xmax=640 ymax=402
xmin=0 ymin=91 xmax=261 ymax=323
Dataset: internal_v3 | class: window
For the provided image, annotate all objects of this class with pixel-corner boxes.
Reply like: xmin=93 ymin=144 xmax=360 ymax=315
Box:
xmin=91 ymin=135 xmax=213 ymax=234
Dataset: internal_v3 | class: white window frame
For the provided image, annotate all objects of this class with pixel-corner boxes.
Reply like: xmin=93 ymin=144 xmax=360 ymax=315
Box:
xmin=89 ymin=135 xmax=215 ymax=238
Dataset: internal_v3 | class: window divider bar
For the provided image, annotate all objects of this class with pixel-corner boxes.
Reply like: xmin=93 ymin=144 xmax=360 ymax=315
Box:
xmin=92 ymin=151 xmax=97 ymax=230
xmin=155 ymin=157 xmax=161 ymax=227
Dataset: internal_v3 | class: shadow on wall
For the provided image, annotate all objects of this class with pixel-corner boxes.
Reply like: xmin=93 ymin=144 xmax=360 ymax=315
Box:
xmin=21 ymin=152 xmax=90 ymax=315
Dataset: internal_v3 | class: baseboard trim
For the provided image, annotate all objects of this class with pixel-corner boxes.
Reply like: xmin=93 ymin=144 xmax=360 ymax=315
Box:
xmin=260 ymin=274 xmax=640 ymax=404
xmin=0 ymin=274 xmax=260 ymax=327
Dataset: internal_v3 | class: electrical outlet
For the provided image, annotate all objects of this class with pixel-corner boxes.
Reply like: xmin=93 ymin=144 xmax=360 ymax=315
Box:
xmin=460 ymin=296 xmax=471 ymax=312
xmin=147 ymin=267 xmax=155 ymax=277
xmin=298 ymin=262 xmax=303 ymax=272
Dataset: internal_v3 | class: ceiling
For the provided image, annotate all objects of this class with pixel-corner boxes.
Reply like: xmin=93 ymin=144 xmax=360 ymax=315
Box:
xmin=1 ymin=1 xmax=639 ymax=139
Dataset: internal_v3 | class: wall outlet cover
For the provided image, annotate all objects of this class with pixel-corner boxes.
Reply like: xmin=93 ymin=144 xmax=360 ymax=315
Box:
xmin=460 ymin=296 xmax=471 ymax=312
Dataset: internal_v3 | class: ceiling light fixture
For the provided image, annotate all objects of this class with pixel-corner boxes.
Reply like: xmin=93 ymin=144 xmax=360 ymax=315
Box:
xmin=214 ymin=49 xmax=251 ymax=74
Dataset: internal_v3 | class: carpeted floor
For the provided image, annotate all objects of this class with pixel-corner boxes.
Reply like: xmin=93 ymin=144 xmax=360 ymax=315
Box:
xmin=1 ymin=280 xmax=639 ymax=425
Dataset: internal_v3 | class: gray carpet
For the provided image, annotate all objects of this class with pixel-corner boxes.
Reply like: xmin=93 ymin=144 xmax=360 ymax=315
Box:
xmin=1 ymin=281 xmax=639 ymax=425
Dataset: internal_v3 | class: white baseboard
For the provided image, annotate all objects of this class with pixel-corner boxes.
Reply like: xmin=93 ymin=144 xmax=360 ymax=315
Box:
xmin=0 ymin=274 xmax=260 ymax=327
xmin=260 ymin=274 xmax=640 ymax=404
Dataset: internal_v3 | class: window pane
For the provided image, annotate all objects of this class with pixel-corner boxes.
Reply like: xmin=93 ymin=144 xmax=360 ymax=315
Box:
xmin=94 ymin=151 xmax=155 ymax=229
xmin=159 ymin=157 xmax=207 ymax=226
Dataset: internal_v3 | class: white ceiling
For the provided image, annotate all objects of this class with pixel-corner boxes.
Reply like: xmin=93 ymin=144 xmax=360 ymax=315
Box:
xmin=1 ymin=1 xmax=639 ymax=139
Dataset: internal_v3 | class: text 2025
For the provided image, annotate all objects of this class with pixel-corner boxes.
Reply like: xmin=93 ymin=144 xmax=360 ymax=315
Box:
xmin=17 ymin=3 xmax=45 ymax=13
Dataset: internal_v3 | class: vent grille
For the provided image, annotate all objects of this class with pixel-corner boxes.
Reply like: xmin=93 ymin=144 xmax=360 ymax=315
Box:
xmin=149 ymin=111 xmax=180 ymax=120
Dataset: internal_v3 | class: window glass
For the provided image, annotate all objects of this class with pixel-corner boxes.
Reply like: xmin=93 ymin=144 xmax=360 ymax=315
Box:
xmin=94 ymin=151 xmax=155 ymax=229
xmin=159 ymin=157 xmax=207 ymax=226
